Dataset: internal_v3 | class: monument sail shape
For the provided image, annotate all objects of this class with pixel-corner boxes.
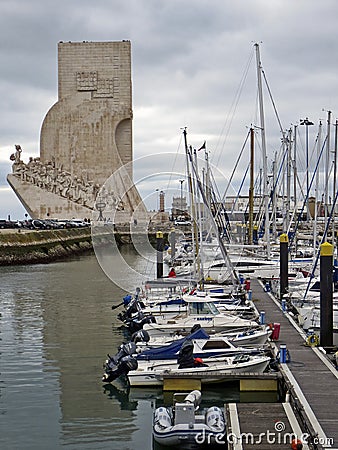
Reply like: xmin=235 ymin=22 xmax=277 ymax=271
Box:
xmin=7 ymin=40 xmax=146 ymax=221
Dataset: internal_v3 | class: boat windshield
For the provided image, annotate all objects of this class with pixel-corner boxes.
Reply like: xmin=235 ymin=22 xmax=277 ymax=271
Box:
xmin=189 ymin=301 xmax=219 ymax=315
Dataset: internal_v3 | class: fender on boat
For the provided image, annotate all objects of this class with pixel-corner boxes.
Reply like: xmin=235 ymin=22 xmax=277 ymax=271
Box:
xmin=205 ymin=406 xmax=226 ymax=432
xmin=154 ymin=407 xmax=172 ymax=430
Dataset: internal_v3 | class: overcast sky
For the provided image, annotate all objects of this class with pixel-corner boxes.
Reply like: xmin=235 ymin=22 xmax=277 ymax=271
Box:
xmin=1 ymin=0 xmax=338 ymax=219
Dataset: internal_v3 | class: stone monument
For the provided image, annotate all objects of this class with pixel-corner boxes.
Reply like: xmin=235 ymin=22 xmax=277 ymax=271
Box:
xmin=7 ymin=41 xmax=146 ymax=222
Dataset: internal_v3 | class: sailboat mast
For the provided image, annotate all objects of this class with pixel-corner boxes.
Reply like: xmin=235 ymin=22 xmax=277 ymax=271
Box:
xmin=286 ymin=128 xmax=292 ymax=230
xmin=272 ymin=156 xmax=277 ymax=237
xmin=293 ymin=125 xmax=297 ymax=213
xmin=248 ymin=127 xmax=254 ymax=245
xmin=333 ymin=119 xmax=338 ymax=247
xmin=324 ymin=110 xmax=332 ymax=229
xmin=193 ymin=147 xmax=205 ymax=280
xmin=254 ymin=43 xmax=270 ymax=257
xmin=183 ymin=128 xmax=201 ymax=283
xmin=184 ymin=133 xmax=240 ymax=286
xmin=314 ymin=121 xmax=322 ymax=254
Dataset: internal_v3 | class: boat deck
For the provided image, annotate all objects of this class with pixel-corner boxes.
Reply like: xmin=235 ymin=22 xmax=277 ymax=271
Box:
xmin=250 ymin=278 xmax=338 ymax=449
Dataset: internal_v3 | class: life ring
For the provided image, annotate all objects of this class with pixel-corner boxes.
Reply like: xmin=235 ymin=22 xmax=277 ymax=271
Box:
xmin=306 ymin=333 xmax=319 ymax=347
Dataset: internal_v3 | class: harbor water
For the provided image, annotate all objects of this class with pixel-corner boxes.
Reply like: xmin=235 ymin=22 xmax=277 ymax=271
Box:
xmin=0 ymin=247 xmax=275 ymax=450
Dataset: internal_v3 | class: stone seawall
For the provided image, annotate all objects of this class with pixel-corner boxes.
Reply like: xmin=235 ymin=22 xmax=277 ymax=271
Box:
xmin=0 ymin=228 xmax=168 ymax=265
xmin=0 ymin=228 xmax=93 ymax=265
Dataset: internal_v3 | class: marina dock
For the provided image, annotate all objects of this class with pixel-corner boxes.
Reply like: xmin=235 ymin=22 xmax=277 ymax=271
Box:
xmin=162 ymin=371 xmax=280 ymax=391
xmin=226 ymin=402 xmax=308 ymax=450
xmin=249 ymin=278 xmax=338 ymax=449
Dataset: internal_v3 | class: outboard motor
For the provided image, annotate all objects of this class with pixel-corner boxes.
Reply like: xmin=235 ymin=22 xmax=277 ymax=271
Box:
xmin=117 ymin=297 xmax=146 ymax=324
xmin=128 ymin=313 xmax=156 ymax=334
xmin=184 ymin=390 xmax=202 ymax=409
xmin=116 ymin=295 xmax=134 ymax=322
xmin=124 ymin=299 xmax=140 ymax=316
xmin=123 ymin=310 xmax=144 ymax=331
xmin=119 ymin=341 xmax=137 ymax=358
xmin=104 ymin=341 xmax=137 ymax=371
xmin=119 ymin=355 xmax=138 ymax=373
xmin=102 ymin=355 xmax=138 ymax=383
xmin=131 ymin=329 xmax=150 ymax=343
xmin=177 ymin=340 xmax=194 ymax=369
xmin=123 ymin=294 xmax=133 ymax=306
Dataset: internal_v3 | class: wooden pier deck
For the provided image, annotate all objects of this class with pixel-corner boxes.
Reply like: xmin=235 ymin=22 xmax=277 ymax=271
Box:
xmin=250 ymin=278 xmax=338 ymax=449
xmin=226 ymin=402 xmax=310 ymax=450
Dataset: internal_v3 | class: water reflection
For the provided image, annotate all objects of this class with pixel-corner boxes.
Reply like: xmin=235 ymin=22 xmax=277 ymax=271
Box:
xmin=0 ymin=250 xmax=278 ymax=450
xmin=103 ymin=382 xmax=139 ymax=411
xmin=0 ymin=254 xmax=155 ymax=449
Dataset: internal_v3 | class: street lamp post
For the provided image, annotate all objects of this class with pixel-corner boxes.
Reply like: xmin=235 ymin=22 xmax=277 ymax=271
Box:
xmin=300 ymin=117 xmax=314 ymax=219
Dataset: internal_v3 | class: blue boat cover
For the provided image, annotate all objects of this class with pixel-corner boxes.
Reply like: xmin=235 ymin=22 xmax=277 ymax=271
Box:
xmin=137 ymin=328 xmax=210 ymax=360
xmin=155 ymin=298 xmax=186 ymax=306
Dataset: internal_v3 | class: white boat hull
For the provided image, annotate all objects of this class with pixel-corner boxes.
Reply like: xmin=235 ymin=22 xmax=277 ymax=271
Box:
xmin=128 ymin=355 xmax=271 ymax=386
xmin=136 ymin=326 xmax=271 ymax=350
xmin=153 ymin=392 xmax=226 ymax=447
xmin=153 ymin=423 xmax=224 ymax=447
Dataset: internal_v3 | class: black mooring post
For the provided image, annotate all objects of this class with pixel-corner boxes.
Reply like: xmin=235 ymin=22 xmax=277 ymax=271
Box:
xmin=280 ymin=233 xmax=289 ymax=299
xmin=156 ymin=230 xmax=164 ymax=278
xmin=320 ymin=242 xmax=334 ymax=347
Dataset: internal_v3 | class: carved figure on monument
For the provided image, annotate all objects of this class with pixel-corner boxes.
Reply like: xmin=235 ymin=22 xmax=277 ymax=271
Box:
xmin=13 ymin=162 xmax=25 ymax=180
xmin=51 ymin=166 xmax=58 ymax=194
xmin=14 ymin=145 xmax=22 ymax=163
xmin=72 ymin=177 xmax=81 ymax=203
xmin=8 ymin=143 xmax=104 ymax=210
xmin=10 ymin=144 xmax=24 ymax=171
xmin=62 ymin=173 xmax=72 ymax=198
xmin=92 ymin=183 xmax=100 ymax=202
xmin=82 ymin=182 xmax=92 ymax=207
xmin=36 ymin=164 xmax=45 ymax=189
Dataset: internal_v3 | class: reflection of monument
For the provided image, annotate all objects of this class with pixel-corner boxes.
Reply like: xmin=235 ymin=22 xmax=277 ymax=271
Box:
xmin=7 ymin=41 xmax=145 ymax=221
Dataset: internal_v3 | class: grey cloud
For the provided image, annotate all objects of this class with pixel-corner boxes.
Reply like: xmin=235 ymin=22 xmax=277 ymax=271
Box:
xmin=1 ymin=0 xmax=338 ymax=215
